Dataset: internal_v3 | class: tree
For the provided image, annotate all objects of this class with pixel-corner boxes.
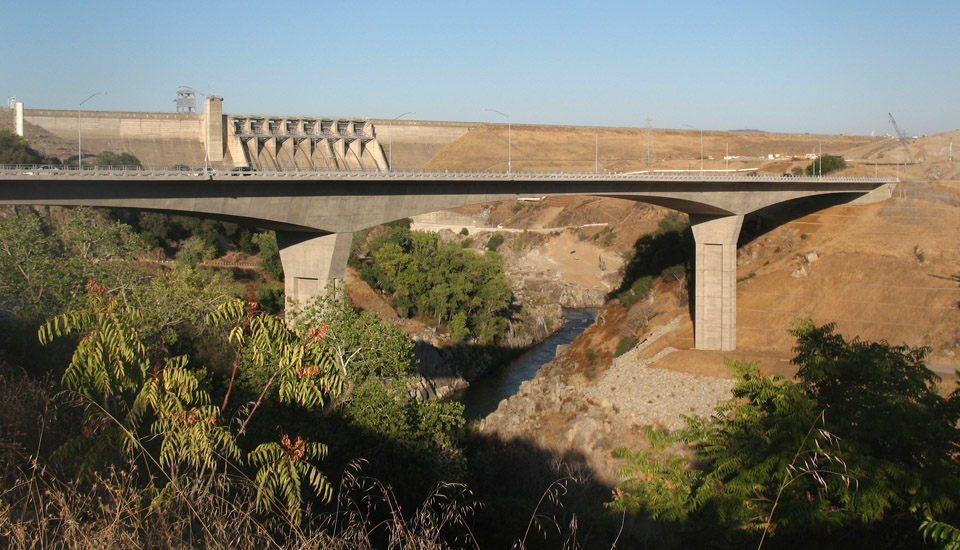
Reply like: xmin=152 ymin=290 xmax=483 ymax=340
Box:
xmin=611 ymin=361 xmax=843 ymax=544
xmin=0 ymin=208 xmax=76 ymax=322
xmin=486 ymin=234 xmax=505 ymax=251
xmin=290 ymin=286 xmax=466 ymax=483
xmin=359 ymin=226 xmax=512 ymax=343
xmin=0 ymin=206 xmax=146 ymax=324
xmin=127 ymin=264 xmax=239 ymax=361
xmin=93 ymin=151 xmax=141 ymax=167
xmin=789 ymin=319 xmax=960 ymax=523
xmin=175 ymin=235 xmax=216 ymax=268
xmin=610 ymin=320 xmax=960 ymax=547
xmin=0 ymin=129 xmax=45 ymax=164
xmin=252 ymin=231 xmax=283 ymax=281
xmin=41 ymin=289 xmax=344 ymax=523
xmin=805 ymin=154 xmax=847 ymax=176
xmin=290 ymin=286 xmax=414 ymax=409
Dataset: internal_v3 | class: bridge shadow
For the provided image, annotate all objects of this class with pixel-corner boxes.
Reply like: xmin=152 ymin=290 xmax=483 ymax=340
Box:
xmin=464 ymin=431 xmax=642 ymax=549
xmin=739 ymin=193 xmax=864 ymax=244
xmin=412 ymin=340 xmax=526 ymax=399
xmin=610 ymin=216 xmax=696 ymax=322
xmin=238 ymin=377 xmax=633 ymax=547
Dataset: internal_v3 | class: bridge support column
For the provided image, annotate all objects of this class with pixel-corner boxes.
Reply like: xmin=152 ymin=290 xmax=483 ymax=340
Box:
xmin=277 ymin=231 xmax=353 ymax=308
xmin=690 ymin=214 xmax=743 ymax=351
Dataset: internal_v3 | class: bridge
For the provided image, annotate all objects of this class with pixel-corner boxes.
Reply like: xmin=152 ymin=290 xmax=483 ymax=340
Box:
xmin=0 ymin=166 xmax=897 ymax=351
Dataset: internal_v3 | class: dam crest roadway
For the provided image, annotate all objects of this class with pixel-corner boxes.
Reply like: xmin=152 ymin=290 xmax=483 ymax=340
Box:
xmin=0 ymin=166 xmax=898 ymax=352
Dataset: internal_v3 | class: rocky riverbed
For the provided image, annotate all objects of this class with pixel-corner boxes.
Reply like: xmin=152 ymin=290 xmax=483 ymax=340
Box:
xmin=479 ymin=314 xmax=736 ymax=484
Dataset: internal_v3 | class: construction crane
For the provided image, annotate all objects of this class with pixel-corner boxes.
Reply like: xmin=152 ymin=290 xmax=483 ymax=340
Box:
xmin=888 ymin=112 xmax=917 ymax=165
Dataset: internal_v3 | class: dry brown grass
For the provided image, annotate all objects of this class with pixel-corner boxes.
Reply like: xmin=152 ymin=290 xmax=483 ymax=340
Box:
xmin=424 ymin=124 xmax=877 ymax=174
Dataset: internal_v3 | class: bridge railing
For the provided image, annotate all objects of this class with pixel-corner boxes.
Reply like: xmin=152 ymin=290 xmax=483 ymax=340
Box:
xmin=0 ymin=164 xmax=897 ymax=184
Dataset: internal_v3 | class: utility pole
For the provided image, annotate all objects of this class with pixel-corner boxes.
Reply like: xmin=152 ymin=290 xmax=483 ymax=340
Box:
xmin=643 ymin=115 xmax=655 ymax=166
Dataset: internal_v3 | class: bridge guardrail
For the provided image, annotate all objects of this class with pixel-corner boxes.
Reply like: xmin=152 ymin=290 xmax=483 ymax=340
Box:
xmin=0 ymin=164 xmax=897 ymax=184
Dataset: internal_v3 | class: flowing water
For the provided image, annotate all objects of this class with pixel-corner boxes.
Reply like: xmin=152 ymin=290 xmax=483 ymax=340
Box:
xmin=454 ymin=308 xmax=597 ymax=420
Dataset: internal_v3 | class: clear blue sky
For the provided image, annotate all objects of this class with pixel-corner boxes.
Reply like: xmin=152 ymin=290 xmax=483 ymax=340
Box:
xmin=3 ymin=0 xmax=956 ymax=136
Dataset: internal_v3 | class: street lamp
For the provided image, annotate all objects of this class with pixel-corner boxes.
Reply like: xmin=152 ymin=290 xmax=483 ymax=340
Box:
xmin=682 ymin=124 xmax=703 ymax=176
xmin=78 ymin=91 xmax=107 ymax=168
xmin=177 ymin=86 xmax=209 ymax=172
xmin=389 ymin=111 xmax=415 ymax=171
xmin=482 ymin=108 xmax=511 ymax=173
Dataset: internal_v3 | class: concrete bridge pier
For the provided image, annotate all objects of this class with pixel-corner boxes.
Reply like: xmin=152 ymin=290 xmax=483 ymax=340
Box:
xmin=276 ymin=231 xmax=353 ymax=308
xmin=690 ymin=214 xmax=744 ymax=351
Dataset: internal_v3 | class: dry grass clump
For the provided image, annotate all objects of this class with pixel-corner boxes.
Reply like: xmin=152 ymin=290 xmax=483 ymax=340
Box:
xmin=2 ymin=463 xmax=480 ymax=549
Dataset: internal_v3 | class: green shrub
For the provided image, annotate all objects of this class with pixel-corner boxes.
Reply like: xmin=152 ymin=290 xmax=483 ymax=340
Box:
xmin=361 ymin=226 xmax=512 ymax=344
xmin=805 ymin=154 xmax=847 ymax=176
xmin=255 ymin=282 xmax=284 ymax=314
xmin=0 ymin=129 xmax=45 ymax=164
xmin=486 ymin=234 xmax=505 ymax=252
xmin=656 ymin=211 xmax=689 ymax=235
xmin=618 ymin=275 xmax=654 ymax=309
xmin=615 ymin=335 xmax=639 ymax=357
xmin=94 ymin=151 xmax=141 ymax=167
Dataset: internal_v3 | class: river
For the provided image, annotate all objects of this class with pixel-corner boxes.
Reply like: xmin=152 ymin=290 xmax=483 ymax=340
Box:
xmin=454 ymin=308 xmax=598 ymax=420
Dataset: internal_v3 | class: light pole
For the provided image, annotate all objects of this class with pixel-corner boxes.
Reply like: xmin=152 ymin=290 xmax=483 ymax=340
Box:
xmin=482 ymin=108 xmax=511 ymax=173
xmin=78 ymin=91 xmax=107 ymax=168
xmin=682 ymin=124 xmax=703 ymax=176
xmin=389 ymin=111 xmax=415 ymax=171
xmin=177 ymin=86 xmax=209 ymax=172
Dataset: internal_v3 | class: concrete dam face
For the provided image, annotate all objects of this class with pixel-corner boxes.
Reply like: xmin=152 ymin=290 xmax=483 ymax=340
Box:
xmin=16 ymin=97 xmax=406 ymax=171
xmin=227 ymin=116 xmax=387 ymax=172
xmin=12 ymin=95 xmax=475 ymax=171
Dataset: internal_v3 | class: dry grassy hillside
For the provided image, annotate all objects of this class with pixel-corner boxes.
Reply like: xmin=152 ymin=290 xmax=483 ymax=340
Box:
xmin=424 ymin=123 xmax=878 ymax=174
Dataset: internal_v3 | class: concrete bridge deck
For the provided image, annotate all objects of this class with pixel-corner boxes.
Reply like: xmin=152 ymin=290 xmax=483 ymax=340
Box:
xmin=0 ymin=166 xmax=898 ymax=351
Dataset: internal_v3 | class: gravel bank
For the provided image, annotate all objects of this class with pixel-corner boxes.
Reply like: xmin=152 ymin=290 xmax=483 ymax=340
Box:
xmin=583 ymin=316 xmax=735 ymax=431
